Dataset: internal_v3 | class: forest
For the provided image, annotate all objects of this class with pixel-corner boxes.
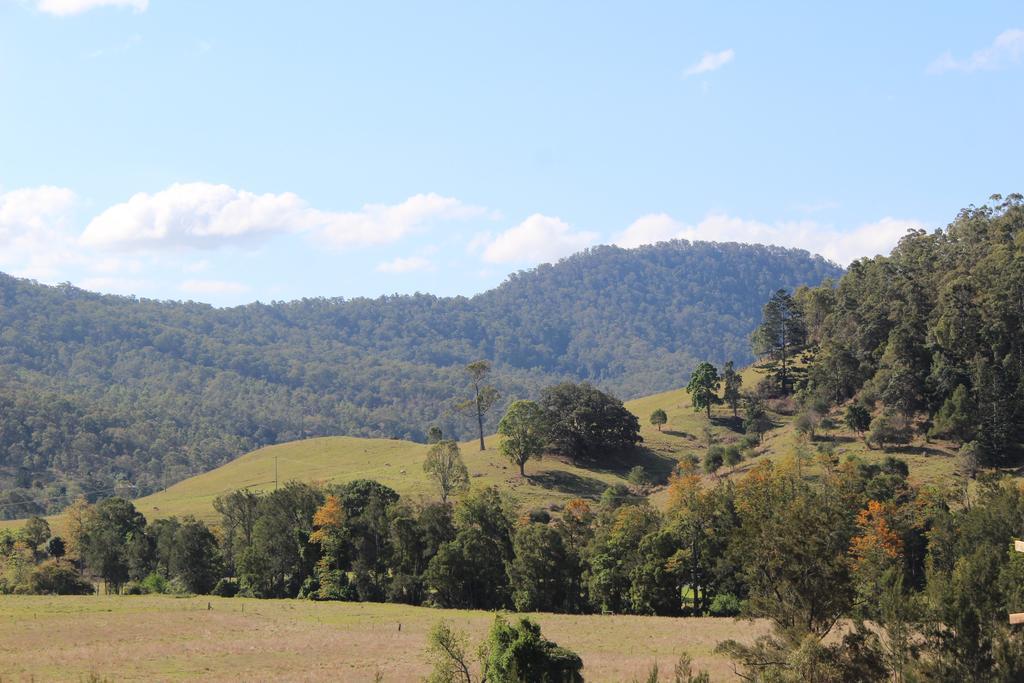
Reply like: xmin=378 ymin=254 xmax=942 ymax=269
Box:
xmin=0 ymin=240 xmax=839 ymax=517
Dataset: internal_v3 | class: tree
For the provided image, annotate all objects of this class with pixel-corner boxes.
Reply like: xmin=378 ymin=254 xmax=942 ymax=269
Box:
xmin=425 ymin=620 xmax=475 ymax=683
xmin=743 ymin=396 xmax=773 ymax=444
xmin=168 ymin=517 xmax=222 ymax=594
xmin=423 ymin=440 xmax=470 ymax=502
xmin=844 ymin=403 xmax=871 ymax=436
xmin=723 ymin=445 xmax=743 ymax=472
xmin=649 ymin=408 xmax=668 ymax=431
xmin=423 ymin=528 xmax=509 ymax=609
xmin=460 ymin=360 xmax=500 ymax=452
xmin=427 ymin=426 xmax=444 ymax=444
xmin=482 ymin=616 xmax=583 ymax=683
xmin=45 ymin=536 xmax=65 ymax=563
xmin=722 ymin=361 xmax=743 ymax=418
xmin=497 ymin=400 xmax=547 ymax=477
xmin=21 ymin=516 xmax=51 ymax=557
xmin=703 ymin=447 xmax=724 ymax=476
xmin=539 ymin=382 xmax=641 ymax=464
xmin=508 ymin=523 xmax=580 ymax=613
xmin=751 ymin=289 xmax=807 ymax=392
xmin=79 ymin=497 xmax=146 ymax=593
xmin=928 ymin=384 xmax=974 ymax=445
xmin=686 ymin=362 xmax=721 ymax=419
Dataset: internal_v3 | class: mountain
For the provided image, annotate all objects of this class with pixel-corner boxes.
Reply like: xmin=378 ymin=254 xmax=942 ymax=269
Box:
xmin=0 ymin=239 xmax=841 ymax=517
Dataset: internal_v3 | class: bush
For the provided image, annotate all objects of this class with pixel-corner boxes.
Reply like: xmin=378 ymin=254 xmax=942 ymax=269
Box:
xmin=28 ymin=560 xmax=93 ymax=595
xmin=141 ymin=572 xmax=169 ymax=594
xmin=483 ymin=616 xmax=583 ymax=683
xmin=627 ymin=465 xmax=651 ymax=486
xmin=123 ymin=582 xmax=145 ymax=595
xmin=709 ymin=592 xmax=742 ymax=617
xmin=526 ymin=508 xmax=551 ymax=524
xmin=210 ymin=578 xmax=239 ymax=598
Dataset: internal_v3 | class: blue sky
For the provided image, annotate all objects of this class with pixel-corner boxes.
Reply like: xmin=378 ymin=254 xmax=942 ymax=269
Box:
xmin=1 ymin=1 xmax=1021 ymax=305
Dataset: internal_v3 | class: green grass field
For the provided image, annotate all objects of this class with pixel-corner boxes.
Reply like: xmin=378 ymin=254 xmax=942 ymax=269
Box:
xmin=0 ymin=594 xmax=768 ymax=682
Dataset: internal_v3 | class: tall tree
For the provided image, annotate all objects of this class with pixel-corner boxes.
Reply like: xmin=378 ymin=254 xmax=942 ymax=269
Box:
xmin=686 ymin=362 xmax=721 ymax=419
xmin=752 ymin=288 xmax=807 ymax=392
xmin=459 ymin=360 xmax=500 ymax=451
xmin=423 ymin=440 xmax=470 ymax=503
xmin=497 ymin=400 xmax=547 ymax=477
xmin=538 ymin=382 xmax=641 ymax=464
xmin=722 ymin=361 xmax=743 ymax=418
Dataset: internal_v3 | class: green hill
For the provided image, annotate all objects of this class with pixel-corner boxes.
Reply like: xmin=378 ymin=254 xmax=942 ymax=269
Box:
xmin=0 ymin=240 xmax=842 ymax=518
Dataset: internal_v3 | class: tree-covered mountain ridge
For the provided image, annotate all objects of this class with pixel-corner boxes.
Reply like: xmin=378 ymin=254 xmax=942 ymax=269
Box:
xmin=0 ymin=239 xmax=842 ymax=513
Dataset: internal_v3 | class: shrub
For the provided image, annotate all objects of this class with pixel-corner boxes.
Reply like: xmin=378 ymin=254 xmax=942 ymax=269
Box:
xmin=141 ymin=572 xmax=169 ymax=594
xmin=627 ymin=465 xmax=651 ymax=487
xmin=210 ymin=578 xmax=239 ymax=598
xmin=709 ymin=592 xmax=742 ymax=617
xmin=123 ymin=582 xmax=145 ymax=595
xmin=483 ymin=616 xmax=583 ymax=683
xmin=29 ymin=560 xmax=93 ymax=595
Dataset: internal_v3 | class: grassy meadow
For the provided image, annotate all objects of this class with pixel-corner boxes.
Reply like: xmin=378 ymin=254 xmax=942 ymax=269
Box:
xmin=0 ymin=595 xmax=768 ymax=682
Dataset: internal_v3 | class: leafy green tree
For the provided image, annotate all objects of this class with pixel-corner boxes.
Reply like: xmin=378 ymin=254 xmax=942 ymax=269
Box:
xmin=482 ymin=616 xmax=583 ymax=683
xmin=723 ymin=445 xmax=743 ymax=472
xmin=29 ymin=560 xmax=93 ymax=595
xmin=80 ymin=497 xmax=146 ymax=593
xmin=168 ymin=517 xmax=222 ymax=594
xmin=497 ymin=400 xmax=547 ymax=477
xmin=539 ymin=382 xmax=641 ymax=464
xmin=844 ymin=403 xmax=871 ymax=436
xmin=460 ymin=360 xmax=500 ymax=452
xmin=928 ymin=383 xmax=974 ymax=445
xmin=649 ymin=408 xmax=668 ymax=431
xmin=508 ymin=523 xmax=581 ymax=613
xmin=702 ymin=447 xmax=723 ymax=476
xmin=423 ymin=528 xmax=509 ymax=609
xmin=21 ymin=516 xmax=50 ymax=557
xmin=686 ymin=362 xmax=721 ymax=419
xmin=423 ymin=440 xmax=470 ymax=502
xmin=213 ymin=489 xmax=260 ymax=575
xmin=722 ymin=361 xmax=743 ymax=418
xmin=743 ymin=395 xmax=772 ymax=443
xmin=868 ymin=412 xmax=912 ymax=451
xmin=751 ymin=288 xmax=807 ymax=392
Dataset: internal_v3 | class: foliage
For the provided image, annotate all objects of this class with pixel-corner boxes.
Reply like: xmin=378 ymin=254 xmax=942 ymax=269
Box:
xmin=685 ymin=362 xmax=721 ymax=419
xmin=423 ymin=440 xmax=470 ymax=502
xmin=722 ymin=361 xmax=743 ymax=418
xmin=649 ymin=408 xmax=667 ymax=431
xmin=497 ymin=400 xmax=547 ymax=477
xmin=482 ymin=615 xmax=584 ymax=683
xmin=538 ymin=382 xmax=641 ymax=464
xmin=751 ymin=288 xmax=807 ymax=391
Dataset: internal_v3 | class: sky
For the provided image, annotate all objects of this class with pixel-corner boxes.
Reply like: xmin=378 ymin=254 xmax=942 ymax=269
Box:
xmin=0 ymin=1 xmax=1022 ymax=306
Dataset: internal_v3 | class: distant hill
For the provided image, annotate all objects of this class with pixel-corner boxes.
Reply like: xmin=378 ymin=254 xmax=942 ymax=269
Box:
xmin=0 ymin=240 xmax=841 ymax=516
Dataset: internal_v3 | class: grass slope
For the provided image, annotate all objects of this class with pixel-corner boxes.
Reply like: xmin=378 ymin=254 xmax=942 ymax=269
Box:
xmin=3 ymin=361 xmax=968 ymax=531
xmin=0 ymin=595 xmax=769 ymax=681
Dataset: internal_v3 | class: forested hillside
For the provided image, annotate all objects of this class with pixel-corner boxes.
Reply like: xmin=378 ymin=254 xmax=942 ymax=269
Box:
xmin=0 ymin=240 xmax=840 ymax=516
xmin=799 ymin=193 xmax=1024 ymax=467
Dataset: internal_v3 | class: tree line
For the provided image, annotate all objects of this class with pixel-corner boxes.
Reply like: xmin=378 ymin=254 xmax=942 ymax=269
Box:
xmin=4 ymin=450 xmax=1024 ymax=680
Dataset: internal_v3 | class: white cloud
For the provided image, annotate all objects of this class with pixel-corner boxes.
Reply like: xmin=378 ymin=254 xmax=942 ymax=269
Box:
xmin=0 ymin=186 xmax=81 ymax=279
xmin=179 ymin=279 xmax=249 ymax=295
xmin=614 ymin=213 xmax=684 ymax=248
xmin=81 ymin=183 xmax=311 ymax=249
xmin=37 ymin=0 xmax=148 ymax=16
xmin=481 ymin=214 xmax=598 ymax=264
xmin=615 ymin=213 xmax=923 ymax=265
xmin=376 ymin=256 xmax=433 ymax=273
xmin=928 ymin=29 xmax=1024 ymax=73
xmin=684 ymin=48 xmax=735 ymax=77
xmin=81 ymin=184 xmax=486 ymax=252
xmin=318 ymin=193 xmax=488 ymax=249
